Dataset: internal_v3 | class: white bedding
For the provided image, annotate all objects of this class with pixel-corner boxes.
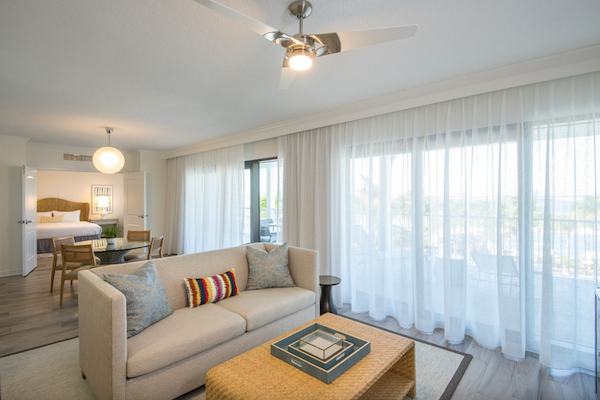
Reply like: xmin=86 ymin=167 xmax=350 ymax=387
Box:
xmin=36 ymin=221 xmax=102 ymax=240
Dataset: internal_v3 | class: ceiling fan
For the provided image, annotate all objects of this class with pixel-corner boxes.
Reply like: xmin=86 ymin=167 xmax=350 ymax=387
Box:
xmin=192 ymin=0 xmax=418 ymax=89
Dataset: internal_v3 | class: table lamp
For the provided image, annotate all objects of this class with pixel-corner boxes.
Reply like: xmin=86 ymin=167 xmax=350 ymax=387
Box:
xmin=98 ymin=196 xmax=110 ymax=219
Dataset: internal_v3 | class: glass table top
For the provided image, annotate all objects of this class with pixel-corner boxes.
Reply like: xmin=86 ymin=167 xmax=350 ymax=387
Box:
xmin=80 ymin=238 xmax=151 ymax=252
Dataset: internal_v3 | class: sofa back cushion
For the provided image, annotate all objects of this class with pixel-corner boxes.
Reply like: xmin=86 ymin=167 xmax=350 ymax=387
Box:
xmin=103 ymin=261 xmax=174 ymax=338
xmin=91 ymin=243 xmax=267 ymax=310
xmin=246 ymin=243 xmax=295 ymax=290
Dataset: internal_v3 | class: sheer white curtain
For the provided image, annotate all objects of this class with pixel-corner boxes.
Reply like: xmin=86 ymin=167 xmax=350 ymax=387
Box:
xmin=279 ymin=71 xmax=600 ymax=370
xmin=165 ymin=145 xmax=245 ymax=254
xmin=278 ymin=127 xmax=345 ymax=277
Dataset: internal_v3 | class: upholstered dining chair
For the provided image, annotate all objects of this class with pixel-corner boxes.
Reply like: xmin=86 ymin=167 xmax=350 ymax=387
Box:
xmin=123 ymin=230 xmax=152 ymax=262
xmin=59 ymin=244 xmax=98 ymax=306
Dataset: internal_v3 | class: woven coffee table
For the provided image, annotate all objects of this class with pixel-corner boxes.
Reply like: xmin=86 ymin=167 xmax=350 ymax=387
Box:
xmin=206 ymin=313 xmax=416 ymax=399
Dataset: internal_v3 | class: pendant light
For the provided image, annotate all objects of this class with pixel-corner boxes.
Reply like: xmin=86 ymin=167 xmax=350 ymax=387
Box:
xmin=93 ymin=127 xmax=125 ymax=174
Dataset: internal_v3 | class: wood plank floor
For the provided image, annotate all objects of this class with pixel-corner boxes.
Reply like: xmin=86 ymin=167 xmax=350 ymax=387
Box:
xmin=0 ymin=257 xmax=79 ymax=356
xmin=339 ymin=305 xmax=596 ymax=400
xmin=0 ymin=260 xmax=596 ymax=399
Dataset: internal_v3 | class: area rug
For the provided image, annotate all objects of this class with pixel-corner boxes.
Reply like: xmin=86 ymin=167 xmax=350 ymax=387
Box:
xmin=339 ymin=315 xmax=473 ymax=400
xmin=0 ymin=329 xmax=470 ymax=400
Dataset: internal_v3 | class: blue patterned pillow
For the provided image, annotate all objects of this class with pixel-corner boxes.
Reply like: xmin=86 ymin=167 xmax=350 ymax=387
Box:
xmin=104 ymin=261 xmax=173 ymax=338
xmin=246 ymin=243 xmax=295 ymax=290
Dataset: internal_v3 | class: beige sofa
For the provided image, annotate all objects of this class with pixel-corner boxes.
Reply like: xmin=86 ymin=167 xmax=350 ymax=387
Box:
xmin=78 ymin=243 xmax=319 ymax=400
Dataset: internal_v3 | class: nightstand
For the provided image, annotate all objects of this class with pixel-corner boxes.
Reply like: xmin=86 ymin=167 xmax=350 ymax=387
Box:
xmin=93 ymin=219 xmax=119 ymax=237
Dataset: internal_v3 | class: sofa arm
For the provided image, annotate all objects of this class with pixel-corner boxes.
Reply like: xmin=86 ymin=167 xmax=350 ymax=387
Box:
xmin=79 ymin=270 xmax=128 ymax=400
xmin=286 ymin=245 xmax=319 ymax=317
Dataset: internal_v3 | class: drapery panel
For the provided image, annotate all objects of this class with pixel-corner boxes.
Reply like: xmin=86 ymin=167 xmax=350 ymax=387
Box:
xmin=278 ymin=128 xmax=344 ymax=278
xmin=279 ymin=71 xmax=600 ymax=370
xmin=165 ymin=145 xmax=245 ymax=255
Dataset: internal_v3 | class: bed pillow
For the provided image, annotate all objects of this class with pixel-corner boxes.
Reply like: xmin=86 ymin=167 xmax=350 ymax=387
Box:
xmin=54 ymin=210 xmax=81 ymax=222
xmin=245 ymin=243 xmax=295 ymax=290
xmin=104 ymin=261 xmax=173 ymax=338
xmin=36 ymin=211 xmax=52 ymax=223
xmin=41 ymin=215 xmax=64 ymax=223
xmin=184 ymin=268 xmax=240 ymax=308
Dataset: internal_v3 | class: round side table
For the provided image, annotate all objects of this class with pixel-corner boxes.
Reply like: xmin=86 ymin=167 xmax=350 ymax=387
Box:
xmin=319 ymin=275 xmax=341 ymax=315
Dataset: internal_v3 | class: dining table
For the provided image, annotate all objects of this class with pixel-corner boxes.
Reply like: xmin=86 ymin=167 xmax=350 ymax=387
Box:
xmin=79 ymin=238 xmax=151 ymax=265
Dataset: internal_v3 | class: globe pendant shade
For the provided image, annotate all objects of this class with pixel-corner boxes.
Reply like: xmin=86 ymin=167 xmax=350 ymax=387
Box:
xmin=93 ymin=146 xmax=125 ymax=174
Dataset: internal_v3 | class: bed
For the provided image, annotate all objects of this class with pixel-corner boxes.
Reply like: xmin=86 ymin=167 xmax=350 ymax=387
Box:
xmin=37 ymin=198 xmax=102 ymax=254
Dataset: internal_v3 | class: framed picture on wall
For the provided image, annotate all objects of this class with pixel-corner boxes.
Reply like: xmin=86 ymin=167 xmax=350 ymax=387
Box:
xmin=92 ymin=185 xmax=113 ymax=215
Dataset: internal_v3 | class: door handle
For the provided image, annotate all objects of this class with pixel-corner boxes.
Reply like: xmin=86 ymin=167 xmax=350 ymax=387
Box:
xmin=137 ymin=214 xmax=149 ymax=219
xmin=17 ymin=220 xmax=33 ymax=224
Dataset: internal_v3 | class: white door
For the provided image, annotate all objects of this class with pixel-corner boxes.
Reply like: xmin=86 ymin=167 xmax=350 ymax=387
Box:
xmin=21 ymin=166 xmax=37 ymax=276
xmin=124 ymin=172 xmax=147 ymax=237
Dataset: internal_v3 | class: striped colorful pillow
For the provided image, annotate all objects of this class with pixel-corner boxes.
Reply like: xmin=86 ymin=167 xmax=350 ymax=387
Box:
xmin=184 ymin=269 xmax=240 ymax=308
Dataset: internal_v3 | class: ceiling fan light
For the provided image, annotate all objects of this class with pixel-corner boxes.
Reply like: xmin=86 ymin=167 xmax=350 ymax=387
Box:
xmin=289 ymin=49 xmax=313 ymax=71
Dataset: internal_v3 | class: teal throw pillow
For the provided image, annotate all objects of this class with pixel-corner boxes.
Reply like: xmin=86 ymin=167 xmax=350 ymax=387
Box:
xmin=246 ymin=243 xmax=295 ymax=290
xmin=104 ymin=261 xmax=173 ymax=338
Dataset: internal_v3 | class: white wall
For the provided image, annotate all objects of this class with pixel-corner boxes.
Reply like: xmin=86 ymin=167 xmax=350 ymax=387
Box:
xmin=27 ymin=143 xmax=103 ymax=171
xmin=37 ymin=170 xmax=124 ymax=223
xmin=122 ymin=150 xmax=140 ymax=174
xmin=243 ymin=138 xmax=277 ymax=161
xmin=0 ymin=136 xmax=28 ymax=277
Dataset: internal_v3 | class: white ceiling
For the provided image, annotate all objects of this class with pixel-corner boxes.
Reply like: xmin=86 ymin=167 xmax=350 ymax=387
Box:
xmin=1 ymin=0 xmax=600 ymax=152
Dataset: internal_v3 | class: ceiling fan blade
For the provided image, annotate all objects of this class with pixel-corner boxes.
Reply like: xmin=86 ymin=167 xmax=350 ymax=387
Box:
xmin=279 ymin=67 xmax=297 ymax=90
xmin=313 ymin=25 xmax=418 ymax=55
xmin=192 ymin=0 xmax=280 ymax=38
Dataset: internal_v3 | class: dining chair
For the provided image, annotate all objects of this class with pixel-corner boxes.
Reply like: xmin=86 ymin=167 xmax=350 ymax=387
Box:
xmin=59 ymin=244 xmax=98 ymax=306
xmin=123 ymin=230 xmax=151 ymax=262
xmin=125 ymin=234 xmax=164 ymax=263
xmin=147 ymin=235 xmax=164 ymax=260
xmin=125 ymin=234 xmax=165 ymax=263
xmin=50 ymin=235 xmax=76 ymax=293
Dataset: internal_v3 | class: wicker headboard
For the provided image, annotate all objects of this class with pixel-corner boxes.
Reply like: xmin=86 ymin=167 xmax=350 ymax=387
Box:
xmin=37 ymin=198 xmax=90 ymax=221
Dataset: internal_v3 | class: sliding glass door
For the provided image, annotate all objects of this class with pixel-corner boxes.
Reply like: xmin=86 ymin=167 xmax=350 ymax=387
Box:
xmin=345 ymin=118 xmax=599 ymax=368
xmin=243 ymin=158 xmax=281 ymax=244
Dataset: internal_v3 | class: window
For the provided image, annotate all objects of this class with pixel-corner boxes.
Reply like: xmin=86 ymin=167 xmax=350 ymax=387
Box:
xmin=243 ymin=158 xmax=281 ymax=243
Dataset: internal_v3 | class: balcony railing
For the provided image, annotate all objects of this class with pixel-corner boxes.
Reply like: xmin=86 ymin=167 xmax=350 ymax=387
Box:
xmin=242 ymin=207 xmax=281 ymax=243
xmin=355 ymin=213 xmax=598 ymax=280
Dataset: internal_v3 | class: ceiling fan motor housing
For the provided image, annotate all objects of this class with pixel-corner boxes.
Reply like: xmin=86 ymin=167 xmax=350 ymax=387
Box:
xmin=288 ymin=1 xmax=313 ymax=19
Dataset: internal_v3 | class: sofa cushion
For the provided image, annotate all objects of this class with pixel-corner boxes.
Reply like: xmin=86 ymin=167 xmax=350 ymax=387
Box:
xmin=184 ymin=268 xmax=240 ymax=308
xmin=215 ymin=287 xmax=315 ymax=331
xmin=126 ymin=304 xmax=246 ymax=378
xmin=246 ymin=243 xmax=294 ymax=290
xmin=104 ymin=261 xmax=174 ymax=338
